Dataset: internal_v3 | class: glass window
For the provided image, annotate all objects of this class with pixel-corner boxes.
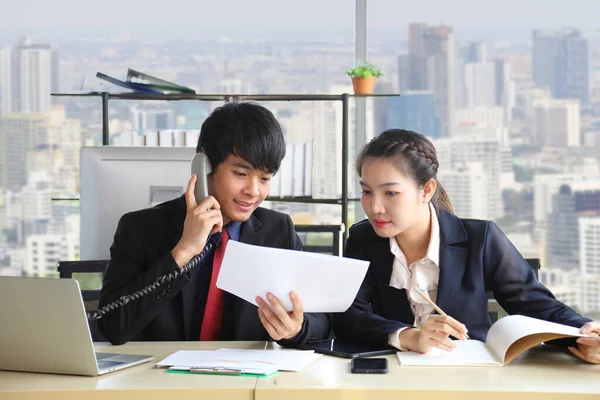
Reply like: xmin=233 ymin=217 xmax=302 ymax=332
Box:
xmin=0 ymin=0 xmax=356 ymax=277
xmin=367 ymin=0 xmax=600 ymax=314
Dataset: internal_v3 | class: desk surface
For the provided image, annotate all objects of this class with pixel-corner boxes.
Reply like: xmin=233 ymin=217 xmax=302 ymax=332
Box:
xmin=0 ymin=341 xmax=265 ymax=400
xmin=256 ymin=343 xmax=600 ymax=400
xmin=1 ymin=342 xmax=599 ymax=400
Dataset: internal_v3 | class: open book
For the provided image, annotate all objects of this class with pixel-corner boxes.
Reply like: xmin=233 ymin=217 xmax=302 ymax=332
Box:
xmin=397 ymin=315 xmax=587 ymax=366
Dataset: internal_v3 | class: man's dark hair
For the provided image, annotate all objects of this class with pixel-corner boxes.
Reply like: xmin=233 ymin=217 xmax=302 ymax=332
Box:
xmin=197 ymin=101 xmax=286 ymax=173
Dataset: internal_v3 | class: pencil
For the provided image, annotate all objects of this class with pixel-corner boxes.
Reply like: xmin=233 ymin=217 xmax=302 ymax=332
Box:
xmin=413 ymin=287 xmax=470 ymax=339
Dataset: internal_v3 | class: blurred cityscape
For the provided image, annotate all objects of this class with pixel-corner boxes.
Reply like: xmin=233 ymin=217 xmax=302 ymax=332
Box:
xmin=1 ymin=10 xmax=600 ymax=317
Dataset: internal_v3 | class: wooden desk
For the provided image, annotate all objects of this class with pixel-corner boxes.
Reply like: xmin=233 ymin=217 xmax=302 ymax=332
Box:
xmin=0 ymin=341 xmax=266 ymax=400
xmin=257 ymin=344 xmax=600 ymax=400
xmin=2 ymin=342 xmax=599 ymax=400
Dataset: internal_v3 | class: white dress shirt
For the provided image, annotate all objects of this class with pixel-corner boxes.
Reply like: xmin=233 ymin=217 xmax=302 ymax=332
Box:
xmin=388 ymin=203 xmax=440 ymax=351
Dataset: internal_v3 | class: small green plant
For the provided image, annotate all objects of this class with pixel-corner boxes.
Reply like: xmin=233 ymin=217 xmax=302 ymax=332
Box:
xmin=346 ymin=60 xmax=383 ymax=78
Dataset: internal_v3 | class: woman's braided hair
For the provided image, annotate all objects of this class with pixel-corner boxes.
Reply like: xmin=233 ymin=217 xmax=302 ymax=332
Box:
xmin=356 ymin=129 xmax=454 ymax=214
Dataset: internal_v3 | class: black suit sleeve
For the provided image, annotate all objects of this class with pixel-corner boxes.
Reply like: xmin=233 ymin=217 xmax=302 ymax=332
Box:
xmin=98 ymin=212 xmax=192 ymax=345
xmin=276 ymin=215 xmax=332 ymax=347
xmin=332 ymin=229 xmax=412 ymax=346
xmin=486 ymin=221 xmax=591 ymax=329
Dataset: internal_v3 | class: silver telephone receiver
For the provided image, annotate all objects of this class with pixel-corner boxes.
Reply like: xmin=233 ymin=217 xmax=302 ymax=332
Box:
xmin=87 ymin=153 xmax=216 ymax=322
xmin=191 ymin=152 xmax=211 ymax=203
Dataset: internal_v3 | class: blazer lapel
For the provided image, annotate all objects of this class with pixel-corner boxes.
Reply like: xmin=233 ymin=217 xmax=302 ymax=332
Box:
xmin=368 ymin=237 xmax=414 ymax=323
xmin=435 ymin=208 xmax=469 ymax=315
xmin=239 ymin=214 xmax=264 ymax=247
xmin=367 ymin=238 xmax=395 ymax=294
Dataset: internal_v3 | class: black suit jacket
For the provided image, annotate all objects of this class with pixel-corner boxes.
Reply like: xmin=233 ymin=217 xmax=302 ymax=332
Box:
xmin=333 ymin=207 xmax=591 ymax=345
xmin=98 ymin=196 xmax=331 ymax=345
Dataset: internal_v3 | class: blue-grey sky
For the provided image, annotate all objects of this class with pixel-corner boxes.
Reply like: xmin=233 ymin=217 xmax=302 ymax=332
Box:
xmin=0 ymin=0 xmax=598 ymax=41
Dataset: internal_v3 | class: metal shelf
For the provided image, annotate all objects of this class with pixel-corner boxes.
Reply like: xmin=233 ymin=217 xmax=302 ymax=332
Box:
xmin=52 ymin=91 xmax=399 ymax=247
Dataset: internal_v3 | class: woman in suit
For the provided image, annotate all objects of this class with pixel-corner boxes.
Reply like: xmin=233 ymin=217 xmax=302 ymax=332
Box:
xmin=333 ymin=129 xmax=600 ymax=364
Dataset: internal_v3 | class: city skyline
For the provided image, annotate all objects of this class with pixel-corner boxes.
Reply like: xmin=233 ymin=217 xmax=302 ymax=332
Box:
xmin=1 ymin=14 xmax=600 ymax=316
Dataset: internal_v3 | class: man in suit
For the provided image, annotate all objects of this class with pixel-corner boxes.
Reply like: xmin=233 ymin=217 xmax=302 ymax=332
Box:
xmin=98 ymin=102 xmax=331 ymax=345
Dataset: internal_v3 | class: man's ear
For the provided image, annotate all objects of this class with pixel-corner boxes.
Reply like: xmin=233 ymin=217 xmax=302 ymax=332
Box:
xmin=422 ymin=178 xmax=437 ymax=203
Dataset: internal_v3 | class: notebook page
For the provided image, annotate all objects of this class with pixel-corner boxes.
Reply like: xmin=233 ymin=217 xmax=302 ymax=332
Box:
xmin=485 ymin=315 xmax=585 ymax=364
xmin=396 ymin=340 xmax=502 ymax=366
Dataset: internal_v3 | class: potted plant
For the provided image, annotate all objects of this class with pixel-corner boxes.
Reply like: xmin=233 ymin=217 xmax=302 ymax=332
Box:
xmin=346 ymin=60 xmax=383 ymax=94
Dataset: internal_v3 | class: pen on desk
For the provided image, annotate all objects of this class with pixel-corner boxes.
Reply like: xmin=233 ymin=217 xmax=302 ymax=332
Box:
xmin=190 ymin=367 xmax=243 ymax=375
xmin=413 ymin=287 xmax=470 ymax=340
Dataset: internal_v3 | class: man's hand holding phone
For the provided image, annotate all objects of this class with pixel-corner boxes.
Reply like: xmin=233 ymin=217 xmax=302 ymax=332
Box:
xmin=171 ymin=174 xmax=223 ymax=268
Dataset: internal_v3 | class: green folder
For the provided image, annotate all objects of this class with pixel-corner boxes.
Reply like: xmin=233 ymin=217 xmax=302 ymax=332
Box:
xmin=166 ymin=369 xmax=277 ymax=378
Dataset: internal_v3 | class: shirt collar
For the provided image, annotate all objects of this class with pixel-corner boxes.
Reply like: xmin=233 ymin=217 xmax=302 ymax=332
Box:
xmin=225 ymin=220 xmax=243 ymax=242
xmin=210 ymin=220 xmax=243 ymax=246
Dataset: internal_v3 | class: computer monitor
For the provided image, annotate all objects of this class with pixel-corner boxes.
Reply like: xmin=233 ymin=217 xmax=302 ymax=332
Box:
xmin=80 ymin=146 xmax=196 ymax=260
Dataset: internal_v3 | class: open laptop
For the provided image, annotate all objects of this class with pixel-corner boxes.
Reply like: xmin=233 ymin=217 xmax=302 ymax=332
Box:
xmin=0 ymin=276 xmax=154 ymax=376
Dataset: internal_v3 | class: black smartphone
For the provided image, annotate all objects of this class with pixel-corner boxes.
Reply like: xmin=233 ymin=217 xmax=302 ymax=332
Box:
xmin=350 ymin=357 xmax=388 ymax=374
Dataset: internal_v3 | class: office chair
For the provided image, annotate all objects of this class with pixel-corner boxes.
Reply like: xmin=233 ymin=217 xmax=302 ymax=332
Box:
xmin=294 ymin=224 xmax=345 ymax=256
xmin=57 ymin=260 xmax=109 ymax=342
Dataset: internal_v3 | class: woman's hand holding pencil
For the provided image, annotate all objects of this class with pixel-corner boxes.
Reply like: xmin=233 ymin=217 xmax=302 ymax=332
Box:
xmin=398 ymin=287 xmax=470 ymax=354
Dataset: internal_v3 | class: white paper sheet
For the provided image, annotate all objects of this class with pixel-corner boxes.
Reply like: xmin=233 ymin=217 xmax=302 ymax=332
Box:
xmin=216 ymin=348 xmax=322 ymax=372
xmin=156 ymin=349 xmax=322 ymax=372
xmin=216 ymin=241 xmax=369 ymax=313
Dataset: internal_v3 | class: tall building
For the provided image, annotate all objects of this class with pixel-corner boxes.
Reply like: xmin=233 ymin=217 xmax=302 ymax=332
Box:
xmin=493 ymin=58 xmax=515 ymax=123
xmin=456 ymin=42 xmax=489 ymax=110
xmin=464 ymin=62 xmax=496 ymax=107
xmin=533 ymin=98 xmax=580 ymax=147
xmin=580 ymin=215 xmax=600 ymax=275
xmin=437 ymin=162 xmax=488 ymax=219
xmin=0 ymin=47 xmax=11 ymax=115
xmin=579 ymin=216 xmax=600 ymax=312
xmin=533 ymin=174 xmax=600 ymax=228
xmin=455 ymin=106 xmax=505 ymax=129
xmin=572 ymin=182 xmax=600 ymax=213
xmin=0 ymin=114 xmax=46 ymax=190
xmin=3 ymin=38 xmax=58 ymax=114
xmin=516 ymin=86 xmax=551 ymax=121
xmin=463 ymin=42 xmax=486 ymax=63
xmin=546 ymin=185 xmax=580 ymax=270
xmin=532 ymin=28 xmax=589 ymax=105
xmin=131 ymin=106 xmax=175 ymax=132
xmin=435 ymin=135 xmax=503 ymax=219
xmin=24 ymin=233 xmax=78 ymax=277
xmin=398 ymin=23 xmax=456 ymax=137
xmin=385 ymin=91 xmax=440 ymax=139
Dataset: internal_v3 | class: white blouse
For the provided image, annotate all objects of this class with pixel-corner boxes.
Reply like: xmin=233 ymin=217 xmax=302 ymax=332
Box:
xmin=388 ymin=203 xmax=440 ymax=350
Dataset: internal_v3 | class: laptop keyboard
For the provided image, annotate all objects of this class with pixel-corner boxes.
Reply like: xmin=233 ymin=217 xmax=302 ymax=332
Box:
xmin=97 ymin=360 xmax=123 ymax=370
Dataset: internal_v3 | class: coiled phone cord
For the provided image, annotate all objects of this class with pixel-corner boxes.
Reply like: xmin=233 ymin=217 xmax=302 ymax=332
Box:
xmin=87 ymin=241 xmax=215 ymax=321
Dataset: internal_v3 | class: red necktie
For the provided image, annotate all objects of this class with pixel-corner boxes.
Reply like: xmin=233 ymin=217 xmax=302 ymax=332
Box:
xmin=199 ymin=229 xmax=230 ymax=341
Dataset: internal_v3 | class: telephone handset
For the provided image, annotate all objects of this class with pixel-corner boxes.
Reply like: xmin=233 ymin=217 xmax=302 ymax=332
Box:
xmin=86 ymin=153 xmax=216 ymax=322
xmin=190 ymin=152 xmax=212 ymax=203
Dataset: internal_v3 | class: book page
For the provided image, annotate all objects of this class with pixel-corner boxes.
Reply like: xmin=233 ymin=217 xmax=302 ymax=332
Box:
xmin=396 ymin=340 xmax=502 ymax=366
xmin=485 ymin=315 xmax=585 ymax=364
